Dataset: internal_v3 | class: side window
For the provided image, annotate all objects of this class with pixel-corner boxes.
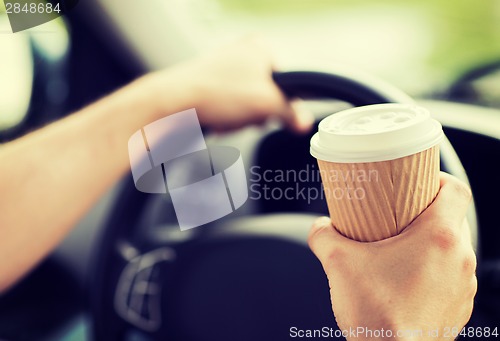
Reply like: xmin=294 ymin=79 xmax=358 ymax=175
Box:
xmin=0 ymin=17 xmax=33 ymax=134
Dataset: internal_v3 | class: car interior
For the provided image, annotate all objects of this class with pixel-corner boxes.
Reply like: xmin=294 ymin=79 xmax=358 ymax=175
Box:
xmin=1 ymin=0 xmax=500 ymax=340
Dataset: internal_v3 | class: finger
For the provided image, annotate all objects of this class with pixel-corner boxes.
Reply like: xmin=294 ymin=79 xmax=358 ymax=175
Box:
xmin=405 ymin=172 xmax=472 ymax=234
xmin=436 ymin=172 xmax=473 ymax=226
xmin=308 ymin=216 xmax=357 ymax=268
xmin=281 ymin=99 xmax=314 ymax=134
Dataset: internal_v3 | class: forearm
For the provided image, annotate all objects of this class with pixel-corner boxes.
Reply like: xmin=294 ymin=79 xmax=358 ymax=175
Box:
xmin=0 ymin=70 xmax=194 ymax=292
xmin=0 ymin=37 xmax=303 ymax=293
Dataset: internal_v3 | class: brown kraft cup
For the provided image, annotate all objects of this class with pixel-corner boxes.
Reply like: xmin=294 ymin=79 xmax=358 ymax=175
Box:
xmin=310 ymin=104 xmax=444 ymax=242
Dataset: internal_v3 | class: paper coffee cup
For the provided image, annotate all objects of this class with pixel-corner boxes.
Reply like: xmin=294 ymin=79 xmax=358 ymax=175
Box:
xmin=310 ymin=104 xmax=444 ymax=242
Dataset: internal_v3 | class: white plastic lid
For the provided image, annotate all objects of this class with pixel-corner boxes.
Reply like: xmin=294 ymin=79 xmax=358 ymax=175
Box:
xmin=310 ymin=103 xmax=444 ymax=163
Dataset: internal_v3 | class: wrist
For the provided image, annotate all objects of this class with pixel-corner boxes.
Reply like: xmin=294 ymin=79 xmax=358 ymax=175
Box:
xmin=136 ymin=67 xmax=198 ymax=122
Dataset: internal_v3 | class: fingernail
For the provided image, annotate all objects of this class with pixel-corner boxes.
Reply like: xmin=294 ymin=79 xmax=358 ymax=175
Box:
xmin=313 ymin=216 xmax=331 ymax=230
xmin=298 ymin=111 xmax=314 ymax=131
xmin=292 ymin=101 xmax=314 ymax=133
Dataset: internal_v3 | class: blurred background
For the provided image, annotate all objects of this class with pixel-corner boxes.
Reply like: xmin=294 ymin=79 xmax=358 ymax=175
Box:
xmin=2 ymin=0 xmax=500 ymax=138
xmin=1 ymin=1 xmax=500 ymax=340
xmin=138 ymin=0 xmax=500 ymax=95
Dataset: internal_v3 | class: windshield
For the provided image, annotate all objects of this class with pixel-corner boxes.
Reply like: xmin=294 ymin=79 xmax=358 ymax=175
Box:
xmin=199 ymin=0 xmax=500 ymax=96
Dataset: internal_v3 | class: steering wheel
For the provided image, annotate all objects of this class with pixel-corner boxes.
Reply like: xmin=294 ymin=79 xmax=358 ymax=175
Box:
xmin=91 ymin=70 xmax=479 ymax=341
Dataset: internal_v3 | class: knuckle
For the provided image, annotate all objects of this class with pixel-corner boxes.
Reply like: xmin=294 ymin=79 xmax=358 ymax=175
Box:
xmin=430 ymin=224 xmax=459 ymax=251
xmin=452 ymin=181 xmax=472 ymax=202
xmin=462 ymin=251 xmax=478 ymax=276
xmin=326 ymin=247 xmax=347 ymax=269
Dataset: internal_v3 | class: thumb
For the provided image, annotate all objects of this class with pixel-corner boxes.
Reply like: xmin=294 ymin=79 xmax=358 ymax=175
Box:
xmin=308 ymin=216 xmax=358 ymax=270
xmin=281 ymin=99 xmax=314 ymax=134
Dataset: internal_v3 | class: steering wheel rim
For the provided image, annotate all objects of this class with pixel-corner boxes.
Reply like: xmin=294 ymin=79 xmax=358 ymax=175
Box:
xmin=90 ymin=70 xmax=479 ymax=340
